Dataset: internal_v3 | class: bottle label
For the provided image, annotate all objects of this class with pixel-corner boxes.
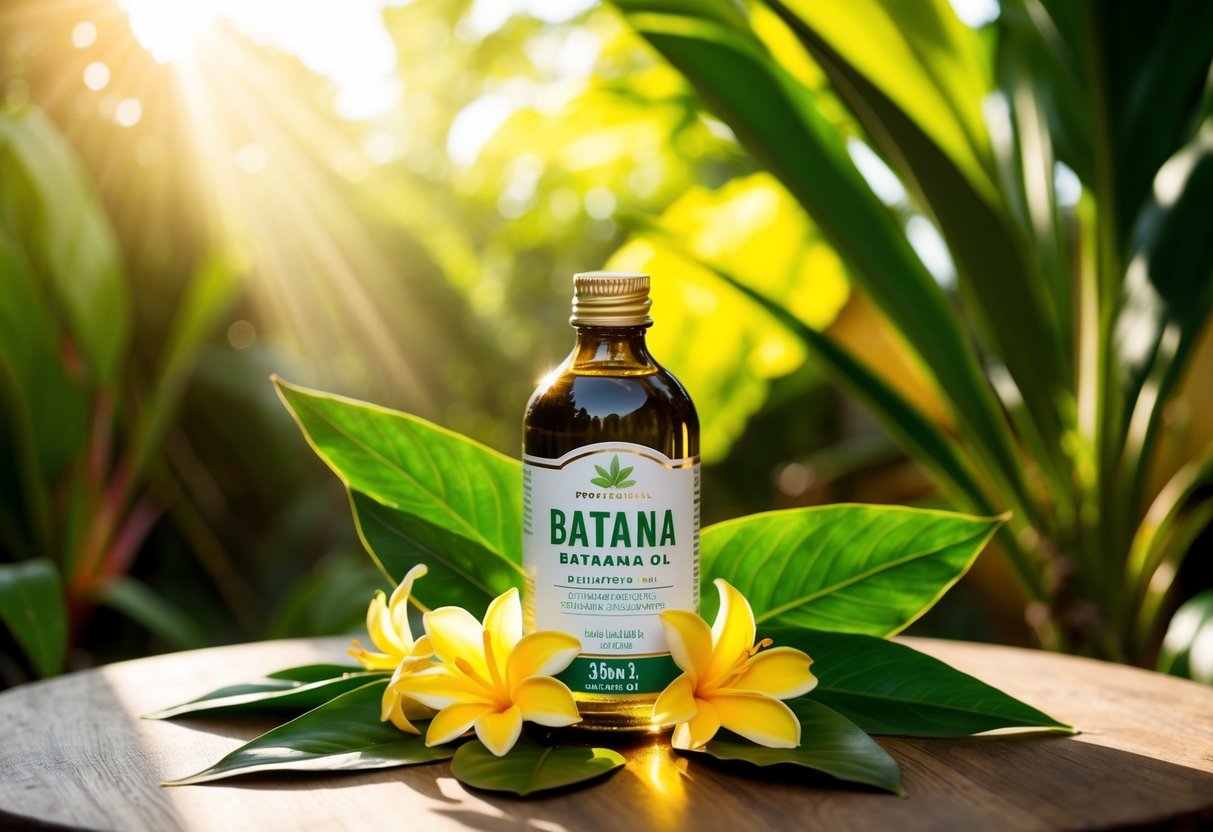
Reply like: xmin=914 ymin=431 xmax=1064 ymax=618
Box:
xmin=523 ymin=442 xmax=699 ymax=696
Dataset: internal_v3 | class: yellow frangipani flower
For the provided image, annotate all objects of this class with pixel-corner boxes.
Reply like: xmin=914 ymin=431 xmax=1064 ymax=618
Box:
xmin=395 ymin=587 xmax=583 ymax=757
xmin=349 ymin=563 xmax=435 ymax=734
xmin=653 ymin=579 xmax=817 ymax=750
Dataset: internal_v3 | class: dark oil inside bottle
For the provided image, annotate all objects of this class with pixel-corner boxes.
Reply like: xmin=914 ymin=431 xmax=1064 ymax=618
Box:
xmin=524 ymin=325 xmax=699 ymax=730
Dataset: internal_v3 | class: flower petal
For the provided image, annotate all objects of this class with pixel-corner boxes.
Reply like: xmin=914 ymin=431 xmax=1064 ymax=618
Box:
xmin=365 ymin=590 xmax=384 ymax=640
xmin=660 ymin=610 xmax=713 ymax=679
xmin=710 ymin=691 xmax=800 ymax=749
xmin=483 ymin=588 xmax=523 ymax=674
xmin=652 ymin=672 xmax=698 ymax=726
xmin=427 ymin=702 xmax=494 ymax=746
xmin=410 ymin=634 xmax=433 ymax=659
xmin=703 ymin=580 xmax=756 ymax=687
xmin=380 ymin=686 xmax=421 ymax=735
xmin=424 ymin=606 xmax=489 ymax=677
xmin=475 ymin=705 xmax=523 ymax=757
xmin=671 ymin=697 xmax=720 ymax=750
xmin=506 ymin=631 xmax=581 ymax=689
xmin=348 ymin=641 xmax=396 ymax=671
xmin=387 ymin=563 xmax=428 ymax=644
xmin=388 ymin=563 xmax=428 ymax=610
xmin=513 ymin=676 xmax=581 ymax=727
xmin=736 ymin=647 xmax=817 ymax=699
xmin=368 ymin=592 xmax=406 ymax=656
xmin=397 ymin=666 xmax=492 ymax=709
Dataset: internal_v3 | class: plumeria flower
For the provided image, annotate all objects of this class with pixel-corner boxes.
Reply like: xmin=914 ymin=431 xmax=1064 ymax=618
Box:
xmin=653 ymin=579 xmax=817 ymax=750
xmin=349 ymin=564 xmax=435 ymax=734
xmin=395 ymin=587 xmax=583 ymax=756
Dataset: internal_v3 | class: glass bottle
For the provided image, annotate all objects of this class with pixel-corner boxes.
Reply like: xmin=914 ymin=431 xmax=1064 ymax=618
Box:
xmin=523 ymin=271 xmax=700 ymax=731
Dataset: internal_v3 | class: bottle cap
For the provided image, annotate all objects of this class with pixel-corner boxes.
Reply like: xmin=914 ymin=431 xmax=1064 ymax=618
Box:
xmin=570 ymin=271 xmax=652 ymax=327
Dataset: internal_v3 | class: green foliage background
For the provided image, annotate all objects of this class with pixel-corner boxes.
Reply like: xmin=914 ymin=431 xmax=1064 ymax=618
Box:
xmin=0 ymin=0 xmax=1210 ymax=683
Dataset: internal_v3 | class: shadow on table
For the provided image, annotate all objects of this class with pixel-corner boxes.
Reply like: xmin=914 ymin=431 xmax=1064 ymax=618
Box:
xmin=425 ymin=733 xmax=1213 ymax=832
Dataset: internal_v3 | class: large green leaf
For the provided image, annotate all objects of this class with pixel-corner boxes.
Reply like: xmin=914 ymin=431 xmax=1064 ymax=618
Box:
xmin=351 ymin=491 xmax=521 ymax=615
xmin=611 ymin=3 xmax=1030 ymax=520
xmin=164 ymin=681 xmax=453 ymax=785
xmin=450 ymin=738 xmax=625 ymax=796
xmin=0 ymin=559 xmax=68 ymax=678
xmin=0 ymin=107 xmax=129 ymax=383
xmin=274 ymin=378 xmax=526 ymax=599
xmin=767 ymin=627 xmax=1071 ymax=736
xmin=146 ymin=665 xmax=379 ymax=719
xmin=699 ymin=698 xmax=904 ymax=796
xmin=701 ymin=505 xmax=1005 ymax=635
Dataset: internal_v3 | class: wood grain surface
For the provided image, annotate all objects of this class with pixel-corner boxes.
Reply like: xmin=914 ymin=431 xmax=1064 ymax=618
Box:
xmin=1 ymin=637 xmax=1211 ymax=831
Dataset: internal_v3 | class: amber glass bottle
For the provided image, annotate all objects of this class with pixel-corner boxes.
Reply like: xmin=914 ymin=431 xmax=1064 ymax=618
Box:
xmin=523 ymin=271 xmax=700 ymax=731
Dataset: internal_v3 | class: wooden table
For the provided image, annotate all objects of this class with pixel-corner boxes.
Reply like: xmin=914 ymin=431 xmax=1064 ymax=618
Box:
xmin=1 ymin=638 xmax=1211 ymax=831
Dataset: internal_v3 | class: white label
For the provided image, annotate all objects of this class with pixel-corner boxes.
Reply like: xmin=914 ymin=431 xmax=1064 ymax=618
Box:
xmin=523 ymin=442 xmax=699 ymax=692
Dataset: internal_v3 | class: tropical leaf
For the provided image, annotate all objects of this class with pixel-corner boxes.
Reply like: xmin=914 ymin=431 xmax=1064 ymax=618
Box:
xmin=1116 ymin=123 xmax=1213 ymax=520
xmin=0 ymin=107 xmax=129 ymax=383
xmin=275 ymin=378 xmax=526 ymax=605
xmin=145 ymin=665 xmax=376 ymax=720
xmin=590 ymin=477 xmax=614 ymax=488
xmin=625 ymin=217 xmax=993 ymax=515
xmin=0 ymin=234 xmax=87 ymax=549
xmin=164 ymin=682 xmax=453 ymax=785
xmin=699 ymin=698 xmax=904 ymax=796
xmin=701 ymin=504 xmax=1005 ymax=635
xmin=768 ymin=0 xmax=996 ymax=193
xmin=767 ymin=627 xmax=1071 ymax=736
xmin=0 ymin=559 xmax=68 ymax=678
xmin=1087 ymin=1 xmax=1213 ymax=241
xmin=351 ymin=491 xmax=521 ymax=615
xmin=610 ymin=2 xmax=1031 ymax=519
xmin=450 ymin=738 xmax=625 ymax=796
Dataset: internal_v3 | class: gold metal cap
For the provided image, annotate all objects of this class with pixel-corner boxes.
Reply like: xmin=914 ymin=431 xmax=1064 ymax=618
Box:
xmin=570 ymin=271 xmax=652 ymax=327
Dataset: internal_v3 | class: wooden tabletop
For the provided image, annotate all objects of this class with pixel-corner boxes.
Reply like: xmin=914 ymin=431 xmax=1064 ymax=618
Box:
xmin=1 ymin=637 xmax=1211 ymax=831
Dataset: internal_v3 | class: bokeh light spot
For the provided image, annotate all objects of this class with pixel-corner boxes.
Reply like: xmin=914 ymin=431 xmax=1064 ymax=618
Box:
xmin=72 ymin=21 xmax=98 ymax=49
xmin=115 ymin=98 xmax=143 ymax=127
xmin=227 ymin=320 xmax=257 ymax=349
xmin=583 ymin=187 xmax=616 ymax=220
xmin=83 ymin=62 xmax=110 ymax=91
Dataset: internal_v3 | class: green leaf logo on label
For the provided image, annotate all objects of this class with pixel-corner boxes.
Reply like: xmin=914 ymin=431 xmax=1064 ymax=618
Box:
xmin=590 ymin=455 xmax=636 ymax=489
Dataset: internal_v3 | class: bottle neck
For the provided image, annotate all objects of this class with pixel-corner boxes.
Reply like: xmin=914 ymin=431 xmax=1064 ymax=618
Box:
xmin=570 ymin=325 xmax=656 ymax=372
